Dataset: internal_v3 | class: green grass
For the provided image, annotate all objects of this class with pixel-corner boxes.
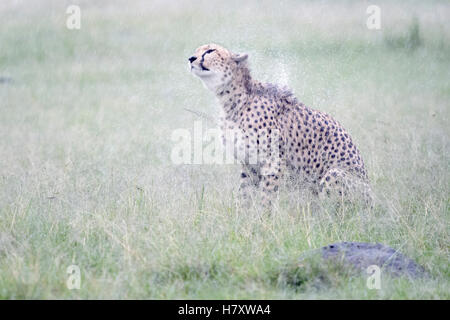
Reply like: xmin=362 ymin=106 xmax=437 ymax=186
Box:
xmin=0 ymin=0 xmax=449 ymax=299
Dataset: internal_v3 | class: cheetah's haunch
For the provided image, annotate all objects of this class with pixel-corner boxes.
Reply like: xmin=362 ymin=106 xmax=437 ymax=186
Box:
xmin=189 ymin=44 xmax=371 ymax=206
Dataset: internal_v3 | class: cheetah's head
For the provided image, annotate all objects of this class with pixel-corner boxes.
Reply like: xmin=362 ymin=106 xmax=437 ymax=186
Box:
xmin=188 ymin=43 xmax=248 ymax=92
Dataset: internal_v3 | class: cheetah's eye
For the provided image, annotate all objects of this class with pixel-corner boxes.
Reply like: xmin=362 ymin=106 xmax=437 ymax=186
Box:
xmin=204 ymin=49 xmax=215 ymax=54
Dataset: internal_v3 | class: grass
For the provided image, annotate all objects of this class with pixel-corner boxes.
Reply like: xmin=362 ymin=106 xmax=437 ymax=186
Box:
xmin=0 ymin=0 xmax=449 ymax=299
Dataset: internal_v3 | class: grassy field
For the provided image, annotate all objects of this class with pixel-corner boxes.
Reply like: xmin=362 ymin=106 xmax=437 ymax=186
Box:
xmin=0 ymin=0 xmax=449 ymax=299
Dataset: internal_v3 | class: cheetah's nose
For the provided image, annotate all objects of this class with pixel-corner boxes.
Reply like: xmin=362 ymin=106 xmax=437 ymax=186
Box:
xmin=188 ymin=56 xmax=197 ymax=63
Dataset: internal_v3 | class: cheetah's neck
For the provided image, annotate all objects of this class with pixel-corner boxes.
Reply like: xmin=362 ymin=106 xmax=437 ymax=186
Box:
xmin=214 ymin=68 xmax=255 ymax=123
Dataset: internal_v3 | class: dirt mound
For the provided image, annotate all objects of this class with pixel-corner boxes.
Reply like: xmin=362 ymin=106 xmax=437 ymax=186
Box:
xmin=319 ymin=242 xmax=428 ymax=278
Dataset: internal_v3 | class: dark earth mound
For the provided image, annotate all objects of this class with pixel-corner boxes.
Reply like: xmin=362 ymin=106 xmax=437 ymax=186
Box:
xmin=318 ymin=242 xmax=428 ymax=278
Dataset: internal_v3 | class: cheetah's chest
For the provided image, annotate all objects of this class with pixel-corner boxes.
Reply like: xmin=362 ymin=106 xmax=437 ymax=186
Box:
xmin=219 ymin=115 xmax=256 ymax=164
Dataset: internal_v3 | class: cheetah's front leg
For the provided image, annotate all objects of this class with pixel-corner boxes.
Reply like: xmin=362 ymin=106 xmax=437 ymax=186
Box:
xmin=238 ymin=164 xmax=261 ymax=207
xmin=259 ymin=159 xmax=282 ymax=208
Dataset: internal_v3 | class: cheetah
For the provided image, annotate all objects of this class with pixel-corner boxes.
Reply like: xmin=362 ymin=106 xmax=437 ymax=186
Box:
xmin=188 ymin=43 xmax=371 ymax=206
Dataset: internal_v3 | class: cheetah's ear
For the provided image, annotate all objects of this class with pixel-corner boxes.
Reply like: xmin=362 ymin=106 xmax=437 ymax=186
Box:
xmin=232 ymin=53 xmax=248 ymax=63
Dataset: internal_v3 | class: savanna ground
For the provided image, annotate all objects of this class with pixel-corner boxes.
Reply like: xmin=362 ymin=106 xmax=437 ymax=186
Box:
xmin=0 ymin=0 xmax=449 ymax=299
